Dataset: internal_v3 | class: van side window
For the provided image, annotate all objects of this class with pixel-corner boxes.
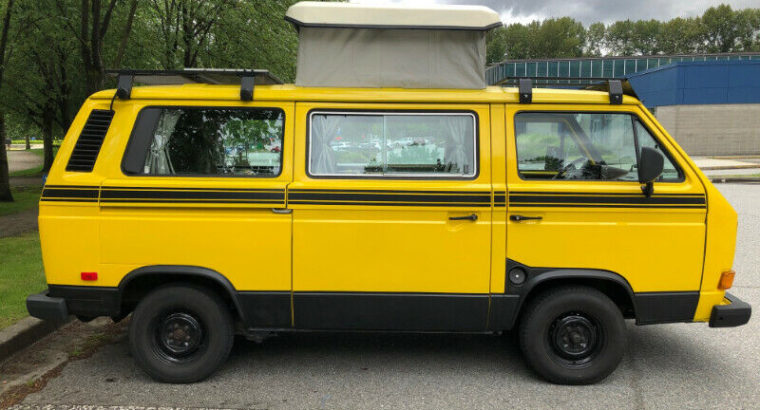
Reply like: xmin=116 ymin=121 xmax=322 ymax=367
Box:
xmin=123 ymin=107 xmax=284 ymax=177
xmin=308 ymin=112 xmax=477 ymax=178
xmin=514 ymin=112 xmax=680 ymax=182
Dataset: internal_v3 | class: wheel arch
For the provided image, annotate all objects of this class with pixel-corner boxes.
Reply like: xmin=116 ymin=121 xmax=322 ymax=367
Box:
xmin=500 ymin=267 xmax=638 ymax=330
xmin=117 ymin=265 xmax=246 ymax=323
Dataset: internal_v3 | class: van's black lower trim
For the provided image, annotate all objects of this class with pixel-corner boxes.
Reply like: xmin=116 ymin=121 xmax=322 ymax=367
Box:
xmin=34 ymin=284 xmax=713 ymax=331
xmin=633 ymin=291 xmax=700 ymax=324
xmin=238 ymin=292 xmax=291 ymax=328
xmin=293 ymin=292 xmax=489 ymax=331
xmin=46 ymin=285 xmax=121 ymax=318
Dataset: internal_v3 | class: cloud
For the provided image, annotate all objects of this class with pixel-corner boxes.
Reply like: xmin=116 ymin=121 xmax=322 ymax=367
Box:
xmin=351 ymin=0 xmax=760 ymax=25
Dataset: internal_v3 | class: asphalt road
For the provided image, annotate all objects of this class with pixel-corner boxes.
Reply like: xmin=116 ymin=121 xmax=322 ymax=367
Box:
xmin=13 ymin=184 xmax=760 ymax=410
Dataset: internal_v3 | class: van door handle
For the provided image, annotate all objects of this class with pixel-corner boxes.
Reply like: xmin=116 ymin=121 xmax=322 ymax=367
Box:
xmin=510 ymin=214 xmax=542 ymax=222
xmin=271 ymin=208 xmax=292 ymax=214
xmin=449 ymin=214 xmax=478 ymax=221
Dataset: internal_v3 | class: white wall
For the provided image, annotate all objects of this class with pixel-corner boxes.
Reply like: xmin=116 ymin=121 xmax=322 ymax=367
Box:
xmin=655 ymin=104 xmax=760 ymax=156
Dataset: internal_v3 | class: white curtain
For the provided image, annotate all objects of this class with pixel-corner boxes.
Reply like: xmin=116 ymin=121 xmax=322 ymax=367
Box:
xmin=310 ymin=115 xmax=341 ymax=174
xmin=144 ymin=110 xmax=181 ymax=175
xmin=443 ymin=116 xmax=472 ymax=175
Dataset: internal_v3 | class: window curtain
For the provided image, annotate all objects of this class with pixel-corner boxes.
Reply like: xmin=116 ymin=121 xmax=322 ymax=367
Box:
xmin=145 ymin=110 xmax=181 ymax=175
xmin=443 ymin=116 xmax=472 ymax=174
xmin=310 ymin=114 xmax=340 ymax=174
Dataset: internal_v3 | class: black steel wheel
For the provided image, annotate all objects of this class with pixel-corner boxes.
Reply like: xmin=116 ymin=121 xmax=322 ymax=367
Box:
xmin=129 ymin=284 xmax=234 ymax=383
xmin=519 ymin=286 xmax=626 ymax=385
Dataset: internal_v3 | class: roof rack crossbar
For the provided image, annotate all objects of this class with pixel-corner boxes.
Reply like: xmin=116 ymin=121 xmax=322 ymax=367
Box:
xmin=106 ymin=69 xmax=283 ymax=101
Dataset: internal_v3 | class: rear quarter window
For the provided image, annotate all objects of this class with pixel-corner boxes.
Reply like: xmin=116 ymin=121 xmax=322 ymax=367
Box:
xmin=122 ymin=106 xmax=284 ymax=177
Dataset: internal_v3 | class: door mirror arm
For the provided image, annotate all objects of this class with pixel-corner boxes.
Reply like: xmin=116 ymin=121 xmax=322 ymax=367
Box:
xmin=641 ymin=181 xmax=654 ymax=198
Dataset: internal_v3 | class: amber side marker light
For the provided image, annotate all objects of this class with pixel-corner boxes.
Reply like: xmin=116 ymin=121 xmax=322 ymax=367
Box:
xmin=718 ymin=270 xmax=735 ymax=290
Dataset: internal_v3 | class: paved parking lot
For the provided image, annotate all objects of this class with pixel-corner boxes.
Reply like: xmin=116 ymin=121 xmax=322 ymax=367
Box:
xmin=11 ymin=184 xmax=760 ymax=409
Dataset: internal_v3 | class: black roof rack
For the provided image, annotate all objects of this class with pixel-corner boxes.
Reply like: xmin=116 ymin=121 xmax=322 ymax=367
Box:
xmin=106 ymin=69 xmax=283 ymax=101
xmin=500 ymin=76 xmax=639 ymax=104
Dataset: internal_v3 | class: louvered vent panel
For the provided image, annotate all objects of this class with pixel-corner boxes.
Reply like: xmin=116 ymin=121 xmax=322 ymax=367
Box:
xmin=66 ymin=109 xmax=115 ymax=172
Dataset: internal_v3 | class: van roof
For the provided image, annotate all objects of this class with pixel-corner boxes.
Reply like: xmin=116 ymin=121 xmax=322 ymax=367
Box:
xmin=90 ymin=84 xmax=638 ymax=105
xmin=285 ymin=1 xmax=502 ymax=31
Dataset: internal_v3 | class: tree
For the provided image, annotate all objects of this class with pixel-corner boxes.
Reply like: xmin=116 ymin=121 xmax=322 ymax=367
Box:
xmin=630 ymin=19 xmax=662 ymax=55
xmin=658 ymin=17 xmax=701 ymax=54
xmin=700 ymin=4 xmax=744 ymax=53
xmin=148 ymin=0 xmax=233 ymax=69
xmin=585 ymin=22 xmax=606 ymax=56
xmin=145 ymin=0 xmax=300 ymax=80
xmin=486 ymin=26 xmax=507 ymax=64
xmin=0 ymin=0 xmax=15 ymax=202
xmin=3 ymin=0 xmax=85 ymax=173
xmin=55 ymin=0 xmax=139 ymax=95
xmin=499 ymin=18 xmax=585 ymax=60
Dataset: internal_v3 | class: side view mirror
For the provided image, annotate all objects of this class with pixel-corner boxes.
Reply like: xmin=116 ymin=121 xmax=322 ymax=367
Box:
xmin=638 ymin=146 xmax=664 ymax=197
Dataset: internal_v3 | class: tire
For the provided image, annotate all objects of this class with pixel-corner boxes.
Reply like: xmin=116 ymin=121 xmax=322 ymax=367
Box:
xmin=518 ymin=286 xmax=626 ymax=385
xmin=129 ymin=284 xmax=234 ymax=383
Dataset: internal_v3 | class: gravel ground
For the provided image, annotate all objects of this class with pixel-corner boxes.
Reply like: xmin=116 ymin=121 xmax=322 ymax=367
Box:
xmin=11 ymin=184 xmax=759 ymax=410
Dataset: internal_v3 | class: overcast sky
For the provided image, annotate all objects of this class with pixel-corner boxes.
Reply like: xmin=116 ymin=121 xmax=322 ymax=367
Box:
xmin=351 ymin=0 xmax=760 ymax=25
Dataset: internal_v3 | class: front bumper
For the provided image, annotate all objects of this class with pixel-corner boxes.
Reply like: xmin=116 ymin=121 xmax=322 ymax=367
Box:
xmin=26 ymin=291 xmax=69 ymax=323
xmin=709 ymin=292 xmax=751 ymax=327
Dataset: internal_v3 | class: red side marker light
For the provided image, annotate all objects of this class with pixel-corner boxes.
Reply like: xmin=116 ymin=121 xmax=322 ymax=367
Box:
xmin=81 ymin=272 xmax=98 ymax=281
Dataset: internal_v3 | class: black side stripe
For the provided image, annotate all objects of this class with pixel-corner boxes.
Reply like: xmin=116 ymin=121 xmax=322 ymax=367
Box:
xmin=100 ymin=189 xmax=284 ymax=202
xmin=288 ymin=189 xmax=492 ymax=207
xmin=494 ymin=191 xmax=506 ymax=207
xmin=512 ymin=191 xmax=705 ymax=197
xmin=41 ymin=187 xmax=99 ymax=202
xmin=508 ymin=191 xmax=706 ymax=209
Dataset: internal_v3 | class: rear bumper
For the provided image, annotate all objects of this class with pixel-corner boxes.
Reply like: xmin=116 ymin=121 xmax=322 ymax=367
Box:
xmin=26 ymin=291 xmax=69 ymax=323
xmin=709 ymin=292 xmax=751 ymax=328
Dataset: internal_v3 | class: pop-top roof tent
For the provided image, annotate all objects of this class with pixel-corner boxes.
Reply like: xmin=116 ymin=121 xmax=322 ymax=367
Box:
xmin=285 ymin=1 xmax=502 ymax=89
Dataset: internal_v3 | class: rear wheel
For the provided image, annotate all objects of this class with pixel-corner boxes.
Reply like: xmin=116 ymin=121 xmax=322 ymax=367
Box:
xmin=519 ymin=286 xmax=626 ymax=384
xmin=129 ymin=284 xmax=234 ymax=383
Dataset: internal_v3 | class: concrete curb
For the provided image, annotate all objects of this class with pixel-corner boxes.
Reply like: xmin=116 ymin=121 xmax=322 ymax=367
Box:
xmin=0 ymin=316 xmax=70 ymax=363
xmin=710 ymin=177 xmax=760 ymax=184
xmin=699 ymin=165 xmax=760 ymax=171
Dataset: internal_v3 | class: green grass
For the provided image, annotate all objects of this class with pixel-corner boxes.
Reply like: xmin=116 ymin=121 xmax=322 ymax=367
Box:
xmin=0 ymin=186 xmax=42 ymax=217
xmin=0 ymin=232 xmax=46 ymax=329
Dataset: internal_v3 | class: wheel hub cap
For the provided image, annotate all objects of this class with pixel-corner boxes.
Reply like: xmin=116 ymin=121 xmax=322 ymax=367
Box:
xmin=158 ymin=312 xmax=203 ymax=356
xmin=551 ymin=314 xmax=598 ymax=360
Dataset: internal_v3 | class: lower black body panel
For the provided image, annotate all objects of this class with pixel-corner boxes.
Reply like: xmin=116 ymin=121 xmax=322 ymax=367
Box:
xmin=47 ymin=285 xmax=121 ymax=318
xmin=293 ymin=292 xmax=489 ymax=331
xmin=237 ymin=291 xmax=291 ymax=328
xmin=634 ymin=291 xmax=700 ymax=325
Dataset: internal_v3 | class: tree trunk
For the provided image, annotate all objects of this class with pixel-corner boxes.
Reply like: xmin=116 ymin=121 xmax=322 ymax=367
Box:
xmin=42 ymin=111 xmax=54 ymax=173
xmin=25 ymin=134 xmax=30 ymax=150
xmin=0 ymin=113 xmax=12 ymax=201
xmin=0 ymin=0 xmax=15 ymax=201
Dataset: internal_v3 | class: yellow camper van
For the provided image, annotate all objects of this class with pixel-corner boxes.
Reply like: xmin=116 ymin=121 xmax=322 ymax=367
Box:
xmin=27 ymin=2 xmax=750 ymax=385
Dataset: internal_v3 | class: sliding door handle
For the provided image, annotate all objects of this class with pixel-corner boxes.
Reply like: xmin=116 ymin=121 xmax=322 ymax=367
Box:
xmin=510 ymin=214 xmax=542 ymax=222
xmin=271 ymin=208 xmax=292 ymax=214
xmin=449 ymin=214 xmax=478 ymax=221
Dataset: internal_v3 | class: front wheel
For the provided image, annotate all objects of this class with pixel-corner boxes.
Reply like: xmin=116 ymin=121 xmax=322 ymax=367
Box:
xmin=129 ymin=284 xmax=234 ymax=383
xmin=519 ymin=286 xmax=626 ymax=384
